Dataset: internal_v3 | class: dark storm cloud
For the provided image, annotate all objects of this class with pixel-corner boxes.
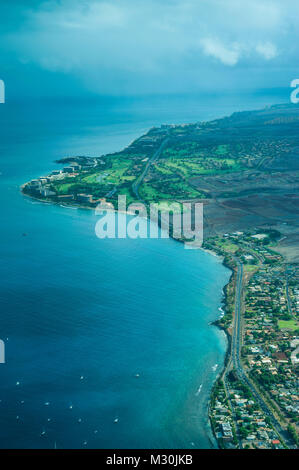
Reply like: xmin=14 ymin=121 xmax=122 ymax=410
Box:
xmin=1 ymin=0 xmax=299 ymax=96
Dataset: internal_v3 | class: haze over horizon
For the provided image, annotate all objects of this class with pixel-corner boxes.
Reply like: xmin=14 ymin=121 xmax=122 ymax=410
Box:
xmin=0 ymin=0 xmax=299 ymax=100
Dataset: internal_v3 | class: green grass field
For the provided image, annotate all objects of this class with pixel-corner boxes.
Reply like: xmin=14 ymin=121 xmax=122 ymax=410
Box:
xmin=49 ymin=139 xmax=244 ymax=204
xmin=278 ymin=320 xmax=298 ymax=331
xmin=139 ymin=183 xmax=173 ymax=201
xmin=54 ymin=183 xmax=74 ymax=194
xmin=156 ymin=157 xmax=242 ymax=178
xmin=82 ymin=172 xmax=105 ymax=183
xmin=216 ymin=240 xmax=239 ymax=253
xmin=244 ymin=265 xmax=258 ymax=273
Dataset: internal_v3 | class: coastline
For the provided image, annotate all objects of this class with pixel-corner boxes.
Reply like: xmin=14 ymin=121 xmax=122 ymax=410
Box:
xmin=21 ymin=185 xmax=232 ymax=449
xmin=208 ymin=270 xmax=234 ymax=447
xmin=22 ymin=103 xmax=299 ymax=449
xmin=203 ymin=247 xmax=234 ymax=446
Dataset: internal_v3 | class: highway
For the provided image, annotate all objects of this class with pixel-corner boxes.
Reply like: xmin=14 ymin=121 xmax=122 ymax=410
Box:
xmin=285 ymin=270 xmax=295 ymax=318
xmin=132 ymin=137 xmax=169 ymax=201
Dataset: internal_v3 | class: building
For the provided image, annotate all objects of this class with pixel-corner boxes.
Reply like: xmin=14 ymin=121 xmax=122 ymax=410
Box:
xmin=77 ymin=194 xmax=93 ymax=204
xmin=40 ymin=188 xmax=56 ymax=197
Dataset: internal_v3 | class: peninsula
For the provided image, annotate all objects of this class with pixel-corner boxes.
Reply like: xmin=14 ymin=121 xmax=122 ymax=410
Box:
xmin=22 ymin=103 xmax=299 ymax=449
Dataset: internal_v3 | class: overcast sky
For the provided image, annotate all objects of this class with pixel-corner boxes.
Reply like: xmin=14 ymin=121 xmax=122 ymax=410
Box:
xmin=1 ymin=0 xmax=299 ymax=98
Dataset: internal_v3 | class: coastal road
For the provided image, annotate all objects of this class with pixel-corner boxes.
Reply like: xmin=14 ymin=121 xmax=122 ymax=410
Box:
xmin=231 ymin=260 xmax=243 ymax=369
xmin=132 ymin=137 xmax=169 ymax=201
xmin=285 ymin=268 xmax=295 ymax=318
xmin=228 ymin=259 xmax=294 ymax=448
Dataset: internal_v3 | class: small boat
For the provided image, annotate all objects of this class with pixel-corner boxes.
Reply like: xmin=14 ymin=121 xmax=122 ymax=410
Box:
xmin=114 ymin=417 xmax=119 ymax=423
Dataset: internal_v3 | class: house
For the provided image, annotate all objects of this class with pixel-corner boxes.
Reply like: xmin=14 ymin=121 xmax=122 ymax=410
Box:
xmin=273 ymin=352 xmax=288 ymax=363
xmin=261 ymin=358 xmax=272 ymax=364
xmin=221 ymin=422 xmax=233 ymax=441
xmin=252 ymin=234 xmax=267 ymax=240
xmin=28 ymin=179 xmax=41 ymax=188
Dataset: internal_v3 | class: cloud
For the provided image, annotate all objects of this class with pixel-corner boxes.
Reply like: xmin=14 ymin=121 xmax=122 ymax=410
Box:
xmin=256 ymin=41 xmax=278 ymax=60
xmin=2 ymin=0 xmax=299 ymax=95
xmin=200 ymin=38 xmax=242 ymax=66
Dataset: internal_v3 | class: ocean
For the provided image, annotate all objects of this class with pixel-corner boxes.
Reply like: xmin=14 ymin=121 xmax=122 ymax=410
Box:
xmin=0 ymin=91 xmax=287 ymax=448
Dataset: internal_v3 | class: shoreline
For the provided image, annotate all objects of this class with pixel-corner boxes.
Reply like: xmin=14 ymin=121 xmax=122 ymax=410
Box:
xmin=21 ymin=186 xmax=232 ymax=449
xmin=208 ymin=280 xmax=234 ymax=447
xmin=207 ymin=251 xmax=234 ymax=447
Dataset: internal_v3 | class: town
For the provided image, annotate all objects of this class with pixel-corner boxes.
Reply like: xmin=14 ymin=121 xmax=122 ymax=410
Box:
xmin=205 ymin=231 xmax=298 ymax=449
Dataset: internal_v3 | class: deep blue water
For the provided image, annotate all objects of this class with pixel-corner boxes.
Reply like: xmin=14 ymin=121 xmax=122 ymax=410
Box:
xmin=0 ymin=92 xmax=287 ymax=448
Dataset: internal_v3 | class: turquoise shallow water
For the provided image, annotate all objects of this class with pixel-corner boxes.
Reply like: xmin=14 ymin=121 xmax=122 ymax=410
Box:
xmin=0 ymin=94 xmax=283 ymax=448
